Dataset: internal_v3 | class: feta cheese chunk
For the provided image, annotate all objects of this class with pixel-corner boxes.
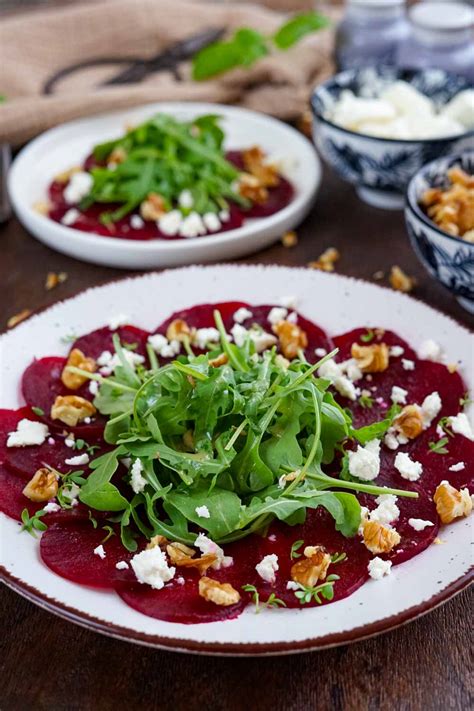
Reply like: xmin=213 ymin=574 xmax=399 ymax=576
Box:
xmin=391 ymin=386 xmax=408 ymax=405
xmin=62 ymin=482 xmax=80 ymax=506
xmin=408 ymin=518 xmax=434 ymax=532
xmin=195 ymin=505 xmax=210 ymax=519
xmin=93 ymin=544 xmax=106 ymax=559
xmin=178 ymin=189 xmax=194 ymax=209
xmin=368 ymin=557 xmax=392 ymax=580
xmin=7 ymin=419 xmax=49 ymax=448
xmin=131 ymin=546 xmax=175 ymax=589
xmin=389 ymin=346 xmax=404 ymax=357
xmin=448 ymin=461 xmax=465 ymax=472
xmin=194 ymin=533 xmax=233 ymax=570
xmin=130 ymin=215 xmax=145 ymax=229
xmin=369 ymin=494 xmax=400 ymax=525
xmin=64 ymin=171 xmax=93 ymax=204
xmin=394 ymin=452 xmax=423 ymax=481
xmin=402 ymin=359 xmax=415 ymax=371
xmin=267 ymin=307 xmax=288 ymax=325
xmin=147 ymin=334 xmax=181 ymax=358
xmin=43 ymin=502 xmax=61 ymax=514
xmin=158 ymin=210 xmax=182 ymax=236
xmin=193 ymin=327 xmax=220 ymax=350
xmin=348 ymin=439 xmax=381 ymax=481
xmin=64 ymin=453 xmax=90 ymax=466
xmin=179 ymin=212 xmax=206 ymax=238
xmin=130 ymin=458 xmax=147 ymax=494
xmin=448 ymin=413 xmax=474 ymax=441
xmin=89 ymin=380 xmax=99 ymax=396
xmin=115 ymin=560 xmax=129 ymax=570
xmin=279 ymin=295 xmax=298 ymax=309
xmin=420 ymin=391 xmax=442 ymax=427
xmin=61 ymin=208 xmax=80 ymax=226
xmin=233 ymin=307 xmax=253 ymax=324
xmin=417 ymin=339 xmax=442 ymax=361
xmin=255 ymin=554 xmax=279 ymax=584
xmin=108 ymin=313 xmax=129 ymax=330
xmin=202 ymin=212 xmax=221 ymax=232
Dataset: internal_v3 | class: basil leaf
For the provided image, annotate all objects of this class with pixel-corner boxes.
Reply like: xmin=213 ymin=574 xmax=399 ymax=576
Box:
xmin=273 ymin=12 xmax=330 ymax=50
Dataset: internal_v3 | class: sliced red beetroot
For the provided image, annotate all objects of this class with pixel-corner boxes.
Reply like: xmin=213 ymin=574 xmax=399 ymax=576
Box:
xmin=4 ymin=435 xmax=100 ymax=479
xmin=254 ymin=508 xmax=370 ymax=608
xmin=333 ymin=327 xmax=417 ymax=362
xmin=40 ymin=521 xmax=134 ymax=589
xmin=115 ymin=536 xmax=259 ymax=624
xmin=21 ymin=357 xmax=106 ymax=438
xmin=225 ymin=151 xmax=294 ymax=218
xmin=408 ymin=432 xmax=474 ymax=496
xmin=71 ymin=325 xmax=150 ymax=360
xmin=0 ymin=408 xmax=36 ymax=463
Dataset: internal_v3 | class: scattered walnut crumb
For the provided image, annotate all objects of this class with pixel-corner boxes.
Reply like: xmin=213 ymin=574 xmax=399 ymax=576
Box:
xmin=61 ymin=348 xmax=97 ymax=390
xmin=389 ymin=266 xmax=416 ymax=293
xmin=198 ymin=577 xmax=241 ymax=606
xmin=45 ymin=271 xmax=68 ymax=291
xmin=23 ymin=467 xmax=58 ymax=502
xmin=50 ymin=395 xmax=96 ymax=427
xmin=146 ymin=535 xmax=168 ymax=550
xmin=297 ymin=109 xmax=313 ymax=137
xmin=421 ymin=166 xmax=474 ymax=240
xmin=308 ymin=247 xmax=340 ymax=272
xmin=272 ymin=320 xmax=308 ymax=360
xmin=108 ymin=146 xmax=127 ymax=165
xmin=362 ymin=520 xmax=400 ymax=554
xmin=393 ymin=405 xmax=424 ymax=439
xmin=433 ymin=537 xmax=445 ymax=545
xmin=238 ymin=173 xmax=268 ymax=204
xmin=291 ymin=546 xmax=331 ymax=587
xmin=140 ymin=193 xmax=167 ymax=221
xmin=166 ymin=319 xmax=193 ymax=343
xmin=433 ymin=481 xmax=472 ymax=524
xmin=447 ymin=363 xmax=458 ymax=374
xmin=209 ymin=353 xmax=228 ymax=368
xmin=33 ymin=201 xmax=51 ymax=215
xmin=372 ymin=270 xmax=385 ymax=281
xmin=242 ymin=146 xmax=279 ymax=188
xmin=7 ymin=309 xmax=32 ymax=329
xmin=351 ymin=342 xmax=389 ymax=373
xmin=54 ymin=166 xmax=81 ymax=184
xmin=281 ymin=230 xmax=298 ymax=248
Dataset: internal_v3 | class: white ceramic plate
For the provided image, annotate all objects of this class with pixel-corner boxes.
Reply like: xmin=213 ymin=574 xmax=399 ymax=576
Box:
xmin=8 ymin=104 xmax=320 ymax=269
xmin=1 ymin=266 xmax=472 ymax=655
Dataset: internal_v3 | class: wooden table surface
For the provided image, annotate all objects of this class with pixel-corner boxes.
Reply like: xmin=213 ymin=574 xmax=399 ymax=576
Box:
xmin=1 ymin=168 xmax=472 ymax=710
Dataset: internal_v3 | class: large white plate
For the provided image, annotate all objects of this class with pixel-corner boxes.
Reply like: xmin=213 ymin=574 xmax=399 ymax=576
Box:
xmin=1 ymin=266 xmax=472 ymax=655
xmin=8 ymin=104 xmax=320 ymax=269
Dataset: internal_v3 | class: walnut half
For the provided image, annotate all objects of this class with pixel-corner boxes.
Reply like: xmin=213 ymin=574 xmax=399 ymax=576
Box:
xmin=23 ymin=468 xmax=58 ymax=502
xmin=61 ymin=348 xmax=97 ymax=390
xmin=351 ymin=342 xmax=389 ymax=373
xmin=362 ymin=520 xmax=400 ymax=554
xmin=393 ymin=405 xmax=424 ymax=439
xmin=291 ymin=546 xmax=331 ymax=587
xmin=50 ymin=395 xmax=96 ymax=427
xmin=434 ymin=481 xmax=473 ymax=524
xmin=198 ymin=577 xmax=241 ymax=606
xmin=273 ymin=320 xmax=308 ymax=360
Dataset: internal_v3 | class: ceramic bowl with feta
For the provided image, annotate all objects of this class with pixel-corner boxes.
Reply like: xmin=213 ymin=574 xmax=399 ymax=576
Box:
xmin=1 ymin=269 xmax=472 ymax=638
xmin=405 ymin=151 xmax=474 ymax=313
xmin=311 ymin=67 xmax=473 ymax=209
xmin=8 ymin=103 xmax=320 ymax=269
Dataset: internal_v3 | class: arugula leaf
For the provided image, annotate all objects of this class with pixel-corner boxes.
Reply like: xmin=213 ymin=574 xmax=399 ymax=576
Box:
xmin=428 ymin=437 xmax=449 ymax=455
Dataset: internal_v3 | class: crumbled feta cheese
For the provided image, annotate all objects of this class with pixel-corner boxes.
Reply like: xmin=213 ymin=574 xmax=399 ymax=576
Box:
xmin=115 ymin=560 xmax=129 ymax=570
xmin=130 ymin=546 xmax=175 ymax=589
xmin=89 ymin=380 xmax=99 ymax=396
xmin=218 ymin=209 xmax=230 ymax=222
xmin=358 ymin=506 xmax=369 ymax=534
xmin=97 ymin=348 xmax=144 ymax=375
xmin=418 ymin=339 xmax=442 ymax=361
xmin=233 ymin=307 xmax=253 ymax=323
xmin=343 ymin=359 xmax=363 ymax=382
xmin=368 ymin=557 xmax=392 ymax=580
xmin=93 ymin=544 xmax=106 ymax=559
xmin=334 ymin=376 xmax=359 ymax=401
xmin=195 ymin=505 xmax=210 ymax=519
xmin=255 ymin=554 xmax=279 ymax=584
xmin=202 ymin=212 xmax=221 ymax=232
xmin=250 ymin=329 xmax=278 ymax=353
xmin=130 ymin=458 xmax=146 ymax=494
xmin=286 ymin=580 xmax=300 ymax=591
xmin=449 ymin=461 xmax=465 ymax=472
xmin=348 ymin=439 xmax=381 ymax=481
xmin=384 ymin=429 xmax=400 ymax=451
xmin=176 ymin=576 xmax=185 ymax=585
xmin=7 ymin=419 xmax=49 ymax=448
xmin=158 ymin=210 xmax=182 ymax=236
xmin=370 ymin=494 xmax=400 ymax=525
xmin=389 ymin=346 xmax=404 ymax=357
xmin=108 ymin=313 xmax=129 ymax=330
xmin=47 ymin=437 xmax=55 ymax=445
xmin=64 ymin=171 xmax=93 ymax=204
xmin=408 ymin=518 xmax=434 ymax=531
xmin=315 ymin=347 xmax=327 ymax=358
xmin=179 ymin=211 xmax=206 ymax=238
xmin=420 ymin=391 xmax=442 ymax=427
xmin=194 ymin=533 xmax=233 ymax=569
xmin=394 ymin=452 xmax=423 ymax=481
xmin=43 ymin=502 xmax=61 ymax=514
xmin=62 ymin=482 xmax=80 ymax=505
xmin=64 ymin=453 xmax=89 ymax=466
xmin=448 ymin=413 xmax=474 ymax=441
xmin=193 ymin=327 xmax=220 ymax=350
xmin=402 ymin=359 xmax=415 ymax=371
xmin=286 ymin=311 xmax=298 ymax=324
xmin=147 ymin=334 xmax=181 ymax=358
xmin=391 ymin=386 xmax=408 ymax=405
xmin=178 ymin=189 xmax=194 ymax=209
xmin=64 ymin=437 xmax=75 ymax=448
xmin=318 ymin=359 xmax=341 ymax=380
xmin=278 ymin=295 xmax=298 ymax=309
xmin=61 ymin=208 xmax=80 ymax=226
xmin=267 ymin=307 xmax=288 ymax=325
xmin=230 ymin=323 xmax=248 ymax=347
xmin=130 ymin=214 xmax=145 ymax=229
xmin=318 ymin=357 xmax=361 ymax=401
xmin=278 ymin=474 xmax=287 ymax=489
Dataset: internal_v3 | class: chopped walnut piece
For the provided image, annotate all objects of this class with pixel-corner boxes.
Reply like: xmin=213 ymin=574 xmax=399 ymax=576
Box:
xmin=108 ymin=146 xmax=127 ymax=165
xmin=54 ymin=166 xmax=81 ymax=184
xmin=167 ymin=543 xmax=216 ymax=575
xmin=421 ymin=167 xmax=474 ymax=240
xmin=198 ymin=577 xmax=241 ymax=606
xmin=242 ymin=146 xmax=279 ymax=188
xmin=146 ymin=535 xmax=168 ymax=550
xmin=272 ymin=320 xmax=308 ymax=360
xmin=50 ymin=395 xmax=96 ymax=427
xmin=22 ymin=468 xmax=58 ymax=502
xmin=45 ymin=271 xmax=68 ymax=291
xmin=7 ymin=309 xmax=32 ymax=329
xmin=33 ymin=201 xmax=51 ymax=215
xmin=291 ymin=546 xmax=331 ymax=587
xmin=393 ymin=405 xmax=424 ymax=439
xmin=166 ymin=319 xmax=193 ymax=343
xmin=447 ymin=363 xmax=458 ymax=374
xmin=238 ymin=173 xmax=268 ymax=204
xmin=389 ymin=266 xmax=416 ymax=293
xmin=351 ymin=342 xmax=389 ymax=373
xmin=281 ymin=230 xmax=298 ymax=248
xmin=308 ymin=247 xmax=340 ymax=272
xmin=140 ymin=193 xmax=167 ymax=221
xmin=447 ymin=166 xmax=474 ymax=189
xmin=433 ymin=482 xmax=473 ymax=524
xmin=166 ymin=542 xmax=196 ymax=562
xmin=209 ymin=353 xmax=228 ymax=367
xmin=61 ymin=348 xmax=97 ymax=390
xmin=362 ymin=520 xmax=400 ymax=554
xmin=372 ymin=270 xmax=385 ymax=281
xmin=297 ymin=109 xmax=313 ymax=138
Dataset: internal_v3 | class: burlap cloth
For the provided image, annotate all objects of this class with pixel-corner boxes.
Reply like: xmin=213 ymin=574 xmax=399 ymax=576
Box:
xmin=0 ymin=0 xmax=337 ymax=146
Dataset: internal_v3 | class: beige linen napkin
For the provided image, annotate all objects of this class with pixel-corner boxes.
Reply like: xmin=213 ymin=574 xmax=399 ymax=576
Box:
xmin=0 ymin=0 xmax=336 ymax=146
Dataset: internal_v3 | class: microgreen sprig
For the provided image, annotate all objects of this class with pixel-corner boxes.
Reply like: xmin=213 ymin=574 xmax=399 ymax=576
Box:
xmin=242 ymin=584 xmax=286 ymax=613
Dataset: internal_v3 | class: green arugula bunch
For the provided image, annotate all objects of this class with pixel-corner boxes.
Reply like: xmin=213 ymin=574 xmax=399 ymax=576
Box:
xmin=83 ymin=114 xmax=247 ymax=224
xmin=66 ymin=311 xmax=417 ymax=552
xmin=192 ymin=12 xmax=330 ymax=80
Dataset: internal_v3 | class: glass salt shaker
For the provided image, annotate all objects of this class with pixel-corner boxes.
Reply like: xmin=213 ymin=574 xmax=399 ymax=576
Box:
xmin=396 ymin=2 xmax=474 ymax=82
xmin=335 ymin=0 xmax=409 ymax=72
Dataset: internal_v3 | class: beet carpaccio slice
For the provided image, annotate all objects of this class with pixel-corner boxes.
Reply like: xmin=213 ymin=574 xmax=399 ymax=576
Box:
xmin=21 ymin=357 xmax=106 ymax=438
xmin=0 ymin=408 xmax=36 ymax=463
xmin=71 ymin=325 xmax=150 ymax=361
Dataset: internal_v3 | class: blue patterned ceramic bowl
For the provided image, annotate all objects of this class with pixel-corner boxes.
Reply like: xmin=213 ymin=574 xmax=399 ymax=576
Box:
xmin=405 ymin=151 xmax=474 ymax=314
xmin=311 ymin=67 xmax=473 ymax=210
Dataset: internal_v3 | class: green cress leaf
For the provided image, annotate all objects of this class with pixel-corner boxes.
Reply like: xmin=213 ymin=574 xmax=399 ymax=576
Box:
xmin=273 ymin=12 xmax=330 ymax=50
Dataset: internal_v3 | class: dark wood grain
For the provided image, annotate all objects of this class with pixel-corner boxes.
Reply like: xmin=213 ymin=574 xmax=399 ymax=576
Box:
xmin=1 ymin=167 xmax=472 ymax=710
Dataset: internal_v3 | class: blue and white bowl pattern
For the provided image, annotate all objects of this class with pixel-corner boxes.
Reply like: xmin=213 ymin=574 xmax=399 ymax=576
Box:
xmin=311 ymin=67 xmax=473 ymax=209
xmin=405 ymin=151 xmax=474 ymax=313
